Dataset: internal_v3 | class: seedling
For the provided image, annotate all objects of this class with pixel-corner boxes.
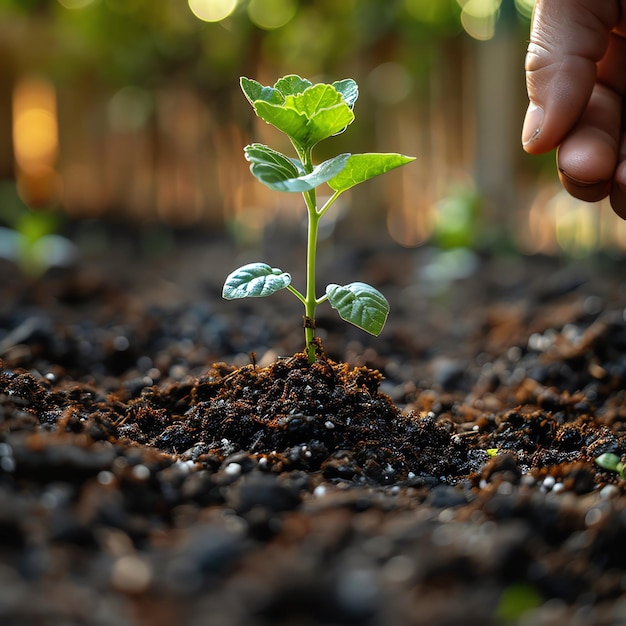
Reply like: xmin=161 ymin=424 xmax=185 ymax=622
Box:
xmin=0 ymin=182 xmax=75 ymax=277
xmin=595 ymin=452 xmax=626 ymax=480
xmin=222 ymin=75 xmax=415 ymax=363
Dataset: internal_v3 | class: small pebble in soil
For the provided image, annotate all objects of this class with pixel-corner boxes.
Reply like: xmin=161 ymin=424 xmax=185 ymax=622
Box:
xmin=131 ymin=464 xmax=150 ymax=480
xmin=0 ymin=456 xmax=15 ymax=473
xmin=97 ymin=470 xmax=114 ymax=485
xmin=584 ymin=505 xmax=608 ymax=527
xmin=335 ymin=567 xmax=380 ymax=619
xmin=496 ymin=481 xmax=514 ymax=495
xmin=224 ymin=462 xmax=242 ymax=477
xmin=111 ymin=555 xmax=153 ymax=593
xmin=599 ymin=484 xmax=620 ymax=499
xmin=381 ymin=554 xmax=416 ymax=585
xmin=313 ymin=484 xmax=327 ymax=497
xmin=172 ymin=459 xmax=196 ymax=474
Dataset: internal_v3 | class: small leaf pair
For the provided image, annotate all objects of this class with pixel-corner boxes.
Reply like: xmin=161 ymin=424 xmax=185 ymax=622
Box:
xmin=223 ymin=263 xmax=388 ymax=337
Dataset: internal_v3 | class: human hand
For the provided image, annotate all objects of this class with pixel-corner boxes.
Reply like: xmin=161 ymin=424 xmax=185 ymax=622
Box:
xmin=522 ymin=0 xmax=626 ymax=218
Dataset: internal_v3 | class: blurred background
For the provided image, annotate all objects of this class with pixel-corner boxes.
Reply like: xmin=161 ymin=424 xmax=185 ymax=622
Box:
xmin=1 ymin=0 xmax=625 ymax=276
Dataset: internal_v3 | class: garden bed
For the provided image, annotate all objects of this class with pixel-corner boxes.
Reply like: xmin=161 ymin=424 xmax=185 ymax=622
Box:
xmin=1 ymin=230 xmax=626 ymax=625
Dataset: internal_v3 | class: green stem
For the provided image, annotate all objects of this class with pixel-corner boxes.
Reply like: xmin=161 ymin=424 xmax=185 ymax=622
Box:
xmin=318 ymin=190 xmax=342 ymax=218
xmin=302 ymin=148 xmax=319 ymax=364
xmin=304 ymin=203 xmax=320 ymax=363
xmin=287 ymin=285 xmax=306 ymax=305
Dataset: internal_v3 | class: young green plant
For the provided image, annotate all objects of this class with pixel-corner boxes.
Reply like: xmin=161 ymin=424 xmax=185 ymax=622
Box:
xmin=595 ymin=452 xmax=626 ymax=480
xmin=222 ymin=75 xmax=415 ymax=363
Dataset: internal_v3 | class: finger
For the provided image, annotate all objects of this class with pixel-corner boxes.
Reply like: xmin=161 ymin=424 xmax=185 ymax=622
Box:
xmin=522 ymin=0 xmax=622 ymax=153
xmin=556 ymin=32 xmax=626 ymax=194
xmin=597 ymin=30 xmax=626 ymax=95
xmin=556 ymin=83 xmax=621 ymax=202
xmin=610 ymin=135 xmax=626 ymax=218
xmin=554 ymin=31 xmax=626 ymax=199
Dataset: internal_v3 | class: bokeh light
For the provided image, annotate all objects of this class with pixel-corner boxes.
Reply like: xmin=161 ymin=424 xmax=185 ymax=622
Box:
xmin=553 ymin=190 xmax=599 ymax=258
xmin=368 ymin=63 xmax=412 ymax=105
xmin=14 ymin=110 xmax=57 ymax=166
xmin=108 ymin=86 xmax=153 ymax=133
xmin=13 ymin=78 xmax=58 ymax=170
xmin=457 ymin=0 xmax=502 ymax=40
xmin=12 ymin=76 xmax=61 ymax=208
xmin=188 ymin=0 xmax=238 ymax=23
xmin=247 ymin=0 xmax=297 ymax=30
xmin=514 ymin=0 xmax=535 ymax=20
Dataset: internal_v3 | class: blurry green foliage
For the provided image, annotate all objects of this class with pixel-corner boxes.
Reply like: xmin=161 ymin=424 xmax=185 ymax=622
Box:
xmin=0 ymin=0 xmax=531 ymax=91
xmin=431 ymin=185 xmax=482 ymax=250
xmin=0 ymin=0 xmax=537 ymax=253
xmin=0 ymin=182 xmax=74 ymax=276
xmin=496 ymin=583 xmax=542 ymax=622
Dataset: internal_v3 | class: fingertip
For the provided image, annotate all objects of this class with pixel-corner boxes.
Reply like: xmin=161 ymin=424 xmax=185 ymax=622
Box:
xmin=558 ymin=168 xmax=611 ymax=203
xmin=556 ymin=110 xmax=620 ymax=199
xmin=557 ymin=148 xmax=612 ymax=204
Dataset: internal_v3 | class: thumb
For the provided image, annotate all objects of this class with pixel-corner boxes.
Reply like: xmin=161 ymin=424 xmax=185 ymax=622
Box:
xmin=522 ymin=0 xmax=621 ymax=154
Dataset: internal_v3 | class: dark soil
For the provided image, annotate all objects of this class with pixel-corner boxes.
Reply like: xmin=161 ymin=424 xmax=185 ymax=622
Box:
xmin=2 ymin=231 xmax=626 ymax=625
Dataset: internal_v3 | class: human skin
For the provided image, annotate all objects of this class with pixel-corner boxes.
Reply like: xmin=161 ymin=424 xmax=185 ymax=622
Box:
xmin=522 ymin=0 xmax=626 ymax=218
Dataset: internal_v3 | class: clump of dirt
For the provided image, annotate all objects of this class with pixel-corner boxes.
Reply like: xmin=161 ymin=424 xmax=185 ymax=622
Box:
xmin=5 ymin=336 xmax=625 ymax=500
xmin=1 ymin=348 xmax=480 ymax=487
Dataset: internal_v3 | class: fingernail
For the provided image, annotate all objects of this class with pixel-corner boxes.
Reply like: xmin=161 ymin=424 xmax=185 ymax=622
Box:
xmin=522 ymin=102 xmax=544 ymax=146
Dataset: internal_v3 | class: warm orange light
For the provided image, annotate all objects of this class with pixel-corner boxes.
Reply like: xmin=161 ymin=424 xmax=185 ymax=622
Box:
xmin=12 ymin=76 xmax=60 ymax=207
xmin=13 ymin=109 xmax=58 ymax=166
xmin=13 ymin=77 xmax=58 ymax=168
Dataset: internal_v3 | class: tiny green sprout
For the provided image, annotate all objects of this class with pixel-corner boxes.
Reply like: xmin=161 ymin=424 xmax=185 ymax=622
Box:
xmin=222 ymin=75 xmax=415 ymax=363
xmin=595 ymin=452 xmax=626 ymax=479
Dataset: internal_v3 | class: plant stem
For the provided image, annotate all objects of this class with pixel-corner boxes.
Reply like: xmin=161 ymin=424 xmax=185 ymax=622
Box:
xmin=302 ymin=148 xmax=319 ymax=363
xmin=318 ymin=190 xmax=342 ymax=218
xmin=304 ymin=197 xmax=319 ymax=363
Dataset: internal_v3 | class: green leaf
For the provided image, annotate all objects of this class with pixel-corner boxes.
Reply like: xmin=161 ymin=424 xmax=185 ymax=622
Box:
xmin=274 ymin=74 xmax=312 ymax=97
xmin=244 ymin=143 xmax=302 ymax=182
xmin=289 ymin=84 xmax=355 ymax=141
xmin=254 ymin=84 xmax=355 ymax=151
xmin=327 ymin=153 xmax=415 ymax=192
xmin=223 ymin=263 xmax=291 ymax=299
xmin=290 ymin=84 xmax=345 ymax=118
xmin=308 ymin=101 xmax=355 ymax=141
xmin=253 ymin=101 xmax=309 ymax=146
xmin=240 ymin=77 xmax=283 ymax=106
xmin=332 ymin=79 xmax=358 ymax=109
xmin=245 ymin=144 xmax=350 ymax=192
xmin=275 ymin=154 xmax=350 ymax=192
xmin=326 ymin=282 xmax=389 ymax=336
xmin=596 ymin=453 xmax=622 ymax=472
